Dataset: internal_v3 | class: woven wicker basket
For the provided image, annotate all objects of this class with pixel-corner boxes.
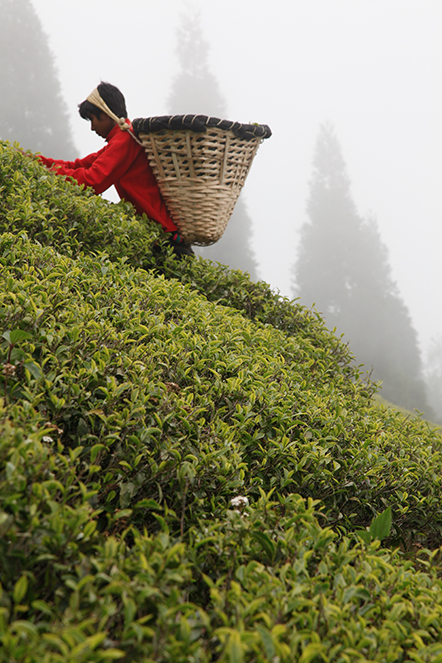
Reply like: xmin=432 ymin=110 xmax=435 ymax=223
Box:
xmin=132 ymin=115 xmax=271 ymax=246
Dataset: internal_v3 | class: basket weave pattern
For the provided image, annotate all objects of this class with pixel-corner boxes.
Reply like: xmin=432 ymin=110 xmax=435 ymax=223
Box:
xmin=137 ymin=126 xmax=263 ymax=245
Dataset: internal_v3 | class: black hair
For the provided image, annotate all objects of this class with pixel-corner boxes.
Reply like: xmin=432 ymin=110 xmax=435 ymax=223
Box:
xmin=78 ymin=82 xmax=128 ymax=120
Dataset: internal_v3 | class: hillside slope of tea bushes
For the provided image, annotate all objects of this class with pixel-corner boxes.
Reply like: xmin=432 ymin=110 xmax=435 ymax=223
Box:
xmin=1 ymin=142 xmax=442 ymax=661
xmin=0 ymin=144 xmax=357 ymax=372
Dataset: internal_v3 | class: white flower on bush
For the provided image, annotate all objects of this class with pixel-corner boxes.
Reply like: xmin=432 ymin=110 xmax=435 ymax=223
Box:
xmin=230 ymin=495 xmax=249 ymax=509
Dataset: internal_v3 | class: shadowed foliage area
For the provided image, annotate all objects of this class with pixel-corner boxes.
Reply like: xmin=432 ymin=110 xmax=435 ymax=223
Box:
xmin=1 ymin=141 xmax=442 ymax=661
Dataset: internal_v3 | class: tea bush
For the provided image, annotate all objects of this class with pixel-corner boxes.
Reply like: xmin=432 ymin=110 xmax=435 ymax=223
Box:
xmin=2 ymin=141 xmax=442 ymax=659
xmin=2 ymin=232 xmax=442 ymax=537
xmin=0 ymin=143 xmax=357 ymax=379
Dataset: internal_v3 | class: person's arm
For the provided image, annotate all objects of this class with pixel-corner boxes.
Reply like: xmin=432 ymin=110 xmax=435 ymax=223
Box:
xmin=39 ymin=134 xmax=137 ymax=195
xmin=38 ymin=150 xmax=101 ymax=175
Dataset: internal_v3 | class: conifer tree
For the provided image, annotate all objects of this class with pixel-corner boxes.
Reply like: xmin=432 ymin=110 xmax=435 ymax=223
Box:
xmin=424 ymin=337 xmax=442 ymax=423
xmin=168 ymin=12 xmax=259 ymax=279
xmin=0 ymin=0 xmax=76 ymax=158
xmin=293 ymin=123 xmax=430 ymax=413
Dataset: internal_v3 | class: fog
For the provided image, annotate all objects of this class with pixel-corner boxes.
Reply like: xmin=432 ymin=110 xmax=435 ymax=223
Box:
xmin=32 ymin=0 xmax=442 ymax=355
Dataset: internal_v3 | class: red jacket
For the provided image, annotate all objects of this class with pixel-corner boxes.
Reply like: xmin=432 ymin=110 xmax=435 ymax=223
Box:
xmin=38 ymin=123 xmax=177 ymax=233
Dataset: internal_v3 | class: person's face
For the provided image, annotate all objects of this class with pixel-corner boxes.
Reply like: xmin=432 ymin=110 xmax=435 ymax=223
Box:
xmin=90 ymin=113 xmax=116 ymax=138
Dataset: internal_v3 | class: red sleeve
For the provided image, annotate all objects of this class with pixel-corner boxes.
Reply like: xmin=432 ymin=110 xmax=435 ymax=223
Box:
xmin=38 ymin=132 xmax=136 ymax=195
xmin=39 ymin=151 xmax=99 ymax=171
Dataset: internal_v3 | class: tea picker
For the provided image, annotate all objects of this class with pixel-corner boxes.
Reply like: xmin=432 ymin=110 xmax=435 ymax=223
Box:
xmin=37 ymin=82 xmax=271 ymax=256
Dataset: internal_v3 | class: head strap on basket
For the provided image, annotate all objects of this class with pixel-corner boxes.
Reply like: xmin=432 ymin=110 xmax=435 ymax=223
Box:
xmin=87 ymin=87 xmax=130 ymax=131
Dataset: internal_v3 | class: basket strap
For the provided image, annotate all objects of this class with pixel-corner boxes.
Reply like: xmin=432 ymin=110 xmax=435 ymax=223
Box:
xmin=126 ymin=127 xmax=145 ymax=147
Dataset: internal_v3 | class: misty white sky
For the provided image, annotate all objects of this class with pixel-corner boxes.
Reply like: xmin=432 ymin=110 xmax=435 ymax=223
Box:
xmin=32 ymin=0 xmax=442 ymax=356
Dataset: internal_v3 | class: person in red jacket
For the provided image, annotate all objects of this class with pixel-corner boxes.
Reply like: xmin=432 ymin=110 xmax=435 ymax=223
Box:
xmin=38 ymin=82 xmax=193 ymax=258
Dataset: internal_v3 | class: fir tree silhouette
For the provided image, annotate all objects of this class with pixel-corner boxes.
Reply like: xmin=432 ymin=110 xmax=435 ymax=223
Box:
xmin=168 ymin=11 xmax=258 ymax=279
xmin=0 ymin=0 xmax=76 ymax=158
xmin=293 ymin=123 xmax=430 ymax=413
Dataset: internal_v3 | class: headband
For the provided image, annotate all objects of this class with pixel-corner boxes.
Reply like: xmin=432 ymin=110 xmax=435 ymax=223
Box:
xmin=86 ymin=88 xmax=129 ymax=130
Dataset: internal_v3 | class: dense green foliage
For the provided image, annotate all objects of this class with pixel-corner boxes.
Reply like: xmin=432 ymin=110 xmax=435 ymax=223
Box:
xmin=293 ymin=123 xmax=429 ymax=415
xmin=2 ymin=142 xmax=442 ymax=660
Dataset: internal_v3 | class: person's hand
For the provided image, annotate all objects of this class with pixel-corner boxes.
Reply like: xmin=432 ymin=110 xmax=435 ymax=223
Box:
xmin=15 ymin=146 xmax=33 ymax=157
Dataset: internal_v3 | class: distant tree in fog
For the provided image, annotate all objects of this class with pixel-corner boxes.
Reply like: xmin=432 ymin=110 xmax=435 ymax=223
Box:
xmin=167 ymin=12 xmax=258 ymax=280
xmin=293 ymin=123 xmax=430 ymax=414
xmin=0 ymin=0 xmax=76 ymax=158
xmin=168 ymin=11 xmax=227 ymax=118
xmin=424 ymin=337 xmax=442 ymax=423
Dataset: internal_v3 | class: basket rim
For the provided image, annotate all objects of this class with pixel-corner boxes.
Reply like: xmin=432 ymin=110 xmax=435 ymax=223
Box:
xmin=132 ymin=115 xmax=272 ymax=141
